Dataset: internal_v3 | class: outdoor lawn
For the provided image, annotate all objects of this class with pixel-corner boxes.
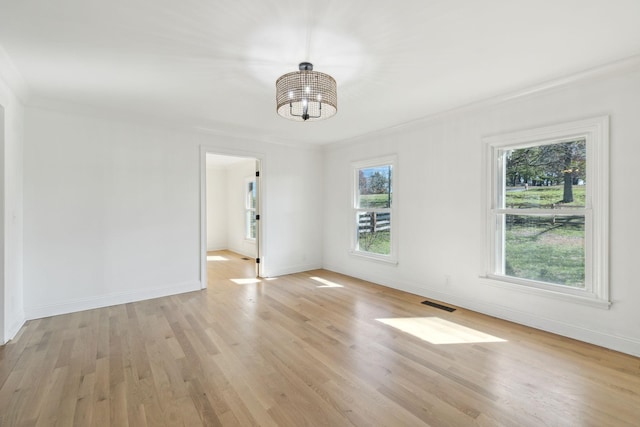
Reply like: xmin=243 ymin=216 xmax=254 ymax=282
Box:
xmin=505 ymin=185 xmax=585 ymax=287
xmin=358 ymin=193 xmax=392 ymax=209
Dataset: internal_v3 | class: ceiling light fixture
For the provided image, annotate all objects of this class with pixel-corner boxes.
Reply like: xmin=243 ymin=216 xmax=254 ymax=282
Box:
xmin=276 ymin=62 xmax=337 ymax=121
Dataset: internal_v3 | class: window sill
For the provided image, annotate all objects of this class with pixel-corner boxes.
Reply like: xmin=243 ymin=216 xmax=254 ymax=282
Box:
xmin=349 ymin=250 xmax=398 ymax=266
xmin=479 ymin=275 xmax=611 ymax=309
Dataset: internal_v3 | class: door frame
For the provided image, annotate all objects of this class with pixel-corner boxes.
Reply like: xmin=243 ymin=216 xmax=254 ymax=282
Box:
xmin=0 ymin=104 xmax=4 ymax=343
xmin=199 ymin=145 xmax=265 ymax=289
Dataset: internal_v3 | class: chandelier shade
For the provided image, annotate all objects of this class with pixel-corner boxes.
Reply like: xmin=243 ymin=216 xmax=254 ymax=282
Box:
xmin=276 ymin=62 xmax=337 ymax=121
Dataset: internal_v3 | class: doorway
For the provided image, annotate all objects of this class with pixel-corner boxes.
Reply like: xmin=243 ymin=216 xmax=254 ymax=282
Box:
xmin=200 ymin=150 xmax=262 ymax=289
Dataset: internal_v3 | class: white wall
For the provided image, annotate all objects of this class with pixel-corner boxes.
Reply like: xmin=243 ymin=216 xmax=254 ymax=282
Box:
xmin=264 ymin=145 xmax=324 ymax=275
xmin=205 ymin=158 xmax=257 ymax=258
xmin=225 ymin=159 xmax=257 ymax=258
xmin=323 ymin=64 xmax=640 ymax=356
xmin=24 ymin=106 xmax=323 ymax=319
xmin=206 ymin=165 xmax=228 ymax=251
xmin=0 ymin=72 xmax=25 ymax=344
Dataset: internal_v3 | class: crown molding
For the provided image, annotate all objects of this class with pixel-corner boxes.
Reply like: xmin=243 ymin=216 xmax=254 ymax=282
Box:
xmin=0 ymin=44 xmax=30 ymax=103
xmin=324 ymin=54 xmax=640 ymax=151
xmin=27 ymin=95 xmax=324 ymax=152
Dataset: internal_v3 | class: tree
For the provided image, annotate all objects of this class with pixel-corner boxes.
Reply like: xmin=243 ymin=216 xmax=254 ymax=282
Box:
xmin=506 ymin=147 xmax=543 ymax=186
xmin=540 ymin=140 xmax=585 ymax=203
xmin=368 ymin=171 xmax=388 ymax=194
xmin=564 ymin=141 xmax=585 ymax=202
xmin=358 ymin=170 xmax=368 ymax=195
xmin=506 ymin=139 xmax=585 ymax=203
xmin=562 ymin=145 xmax=574 ymax=203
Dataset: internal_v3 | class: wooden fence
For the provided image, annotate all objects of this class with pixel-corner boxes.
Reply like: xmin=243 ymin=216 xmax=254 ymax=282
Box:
xmin=358 ymin=212 xmax=390 ymax=233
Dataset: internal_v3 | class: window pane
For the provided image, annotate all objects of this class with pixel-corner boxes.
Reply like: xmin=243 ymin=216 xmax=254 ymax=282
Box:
xmin=503 ymin=214 xmax=585 ymax=287
xmin=246 ymin=210 xmax=256 ymax=239
xmin=247 ymin=181 xmax=256 ymax=209
xmin=357 ymin=211 xmax=391 ymax=255
xmin=358 ymin=165 xmax=392 ymax=208
xmin=503 ymin=140 xmax=586 ymax=209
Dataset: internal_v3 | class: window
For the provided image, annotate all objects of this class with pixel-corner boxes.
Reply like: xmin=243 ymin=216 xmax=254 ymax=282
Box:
xmin=351 ymin=156 xmax=397 ymax=263
xmin=245 ymin=178 xmax=257 ymax=240
xmin=483 ymin=116 xmax=609 ymax=306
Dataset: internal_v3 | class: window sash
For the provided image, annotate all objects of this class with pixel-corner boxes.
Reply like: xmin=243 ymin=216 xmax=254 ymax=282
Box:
xmin=351 ymin=156 xmax=397 ymax=262
xmin=245 ymin=209 xmax=256 ymax=240
xmin=492 ymin=211 xmax=589 ymax=290
xmin=245 ymin=178 xmax=257 ymax=240
xmin=483 ymin=116 xmax=609 ymax=306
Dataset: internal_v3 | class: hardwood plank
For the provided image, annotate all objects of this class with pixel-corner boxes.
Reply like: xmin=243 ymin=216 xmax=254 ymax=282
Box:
xmin=72 ymin=372 xmax=96 ymax=427
xmin=1 ymin=249 xmax=639 ymax=426
xmin=92 ymin=357 xmax=110 ymax=426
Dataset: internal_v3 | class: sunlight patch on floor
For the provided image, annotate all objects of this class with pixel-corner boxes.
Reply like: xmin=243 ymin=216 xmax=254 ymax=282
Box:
xmin=207 ymin=255 xmax=228 ymax=261
xmin=310 ymin=277 xmax=344 ymax=288
xmin=229 ymin=277 xmax=277 ymax=285
xmin=230 ymin=278 xmax=262 ymax=285
xmin=376 ymin=317 xmax=507 ymax=345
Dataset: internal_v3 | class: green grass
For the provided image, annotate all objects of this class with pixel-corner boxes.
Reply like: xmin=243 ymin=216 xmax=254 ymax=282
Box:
xmin=503 ymin=186 xmax=586 ymax=287
xmin=358 ymin=230 xmax=390 ymax=255
xmin=359 ymin=193 xmax=391 ymax=208
xmin=505 ymin=185 xmax=585 ymax=208
xmin=505 ymin=216 xmax=584 ymax=287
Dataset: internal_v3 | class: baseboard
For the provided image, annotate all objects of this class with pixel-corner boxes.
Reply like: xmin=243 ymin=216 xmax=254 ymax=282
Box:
xmin=2 ymin=316 xmax=27 ymax=345
xmin=323 ymin=263 xmax=640 ymax=357
xmin=24 ymin=281 xmax=202 ymax=321
xmin=206 ymin=245 xmax=228 ymax=252
xmin=265 ymin=263 xmax=323 ymax=278
xmin=226 ymin=246 xmax=257 ymax=259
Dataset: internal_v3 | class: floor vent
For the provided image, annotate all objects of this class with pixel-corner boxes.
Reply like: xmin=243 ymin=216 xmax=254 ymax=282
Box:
xmin=241 ymin=257 xmax=251 ymax=261
xmin=421 ymin=300 xmax=456 ymax=312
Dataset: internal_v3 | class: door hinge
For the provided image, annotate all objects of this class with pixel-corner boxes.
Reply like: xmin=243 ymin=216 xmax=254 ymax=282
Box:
xmin=255 ymin=214 xmax=260 ymax=220
xmin=255 ymin=171 xmax=260 ymax=177
xmin=256 ymin=258 xmax=260 ymax=264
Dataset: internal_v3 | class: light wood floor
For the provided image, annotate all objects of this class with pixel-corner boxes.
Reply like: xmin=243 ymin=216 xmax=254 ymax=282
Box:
xmin=1 ymin=251 xmax=639 ymax=426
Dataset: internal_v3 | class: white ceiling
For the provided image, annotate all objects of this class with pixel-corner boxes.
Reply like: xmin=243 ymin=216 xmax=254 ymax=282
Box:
xmin=1 ymin=0 xmax=639 ymax=145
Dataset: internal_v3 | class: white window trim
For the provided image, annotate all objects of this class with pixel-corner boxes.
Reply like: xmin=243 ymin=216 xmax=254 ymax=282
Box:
xmin=244 ymin=176 xmax=256 ymax=242
xmin=350 ymin=155 xmax=398 ymax=265
xmin=481 ymin=116 xmax=610 ymax=308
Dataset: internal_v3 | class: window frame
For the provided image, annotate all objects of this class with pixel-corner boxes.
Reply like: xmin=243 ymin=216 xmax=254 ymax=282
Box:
xmin=244 ymin=177 xmax=257 ymax=241
xmin=482 ymin=116 xmax=609 ymax=308
xmin=350 ymin=155 xmax=398 ymax=264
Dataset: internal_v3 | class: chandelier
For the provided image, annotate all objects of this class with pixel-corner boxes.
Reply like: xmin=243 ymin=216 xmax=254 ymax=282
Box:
xmin=276 ymin=62 xmax=337 ymax=121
